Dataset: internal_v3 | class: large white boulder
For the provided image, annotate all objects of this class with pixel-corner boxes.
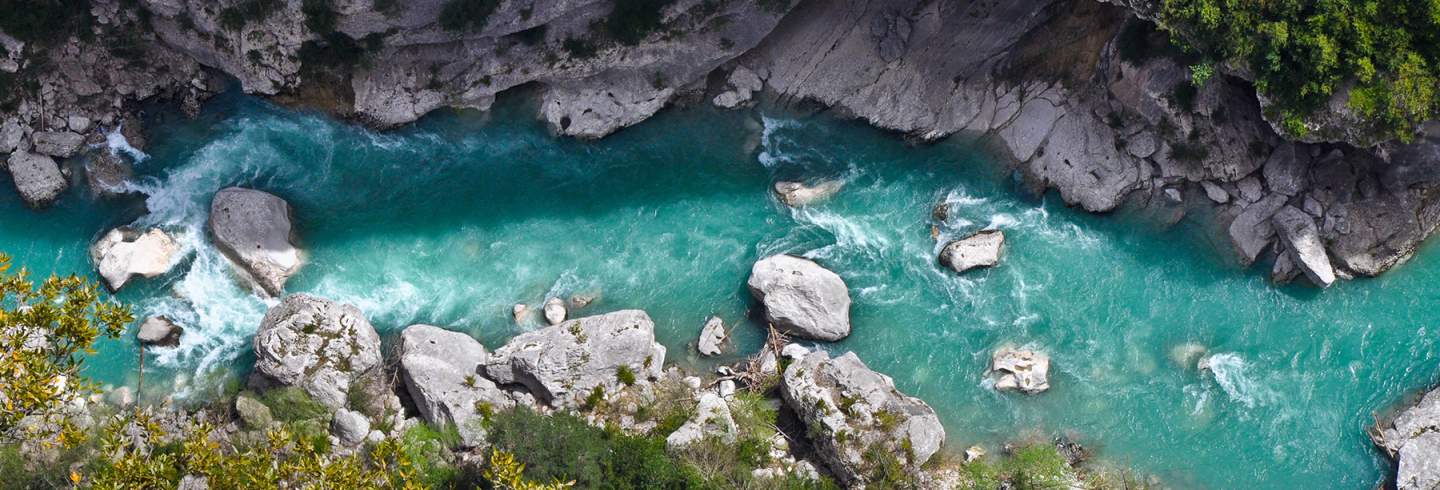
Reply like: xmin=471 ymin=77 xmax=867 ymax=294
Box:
xmin=989 ymin=346 xmax=1051 ymax=394
xmin=483 ymin=310 xmax=665 ymax=407
xmin=939 ymin=229 xmax=1005 ymax=273
xmin=209 ymin=187 xmax=302 ymax=297
xmin=747 ymin=255 xmax=851 ymax=341
xmin=90 ymin=227 xmax=181 ymax=291
xmin=252 ymin=295 xmax=382 ymax=409
xmin=397 ymin=324 xmax=524 ymax=447
xmin=1375 ymin=388 xmax=1440 ymax=490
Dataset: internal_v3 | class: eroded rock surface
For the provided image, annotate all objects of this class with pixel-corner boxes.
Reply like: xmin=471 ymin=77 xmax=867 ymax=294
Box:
xmin=90 ymin=227 xmax=181 ymax=291
xmin=6 ymin=152 xmax=67 ymax=208
xmin=252 ymin=294 xmax=382 ymax=410
xmin=483 ymin=310 xmax=665 ymax=407
xmin=397 ymin=324 xmax=523 ymax=447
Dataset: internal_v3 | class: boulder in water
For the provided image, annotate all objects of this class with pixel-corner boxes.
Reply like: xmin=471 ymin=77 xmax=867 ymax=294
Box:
xmin=543 ymin=297 xmax=567 ymax=325
xmin=483 ymin=310 xmax=665 ymax=407
xmin=697 ymin=316 xmax=726 ymax=356
xmin=397 ymin=324 xmax=521 ymax=447
xmin=86 ymin=149 xmax=136 ymax=198
xmin=939 ymin=230 xmax=1005 ymax=274
xmin=90 ymin=227 xmax=181 ymax=292
xmin=137 ymin=316 xmax=183 ymax=347
xmin=209 ymin=187 xmax=302 ymax=297
xmin=780 ymin=350 xmax=945 ymax=485
xmin=252 ymin=294 xmax=382 ymax=410
xmin=6 ymin=151 xmax=68 ymax=208
xmin=747 ymin=255 xmax=852 ymax=341
xmin=1271 ymin=206 xmax=1336 ymax=287
xmin=511 ymin=303 xmax=529 ymax=324
xmin=1374 ymin=387 xmax=1440 ymax=490
xmin=989 ymin=346 xmax=1050 ymax=394
xmin=773 ymin=180 xmax=843 ymax=207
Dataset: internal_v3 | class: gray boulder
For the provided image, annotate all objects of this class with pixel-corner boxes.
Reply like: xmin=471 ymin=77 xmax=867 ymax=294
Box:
xmin=665 ymin=392 xmax=738 ymax=449
xmin=1271 ymin=206 xmax=1336 ymax=287
xmin=137 ymin=316 xmax=183 ymax=347
xmin=747 ymin=255 xmax=851 ymax=341
xmin=773 ymin=180 xmax=843 ymax=207
xmin=90 ymin=227 xmax=181 ymax=292
xmin=209 ymin=187 xmax=302 ymax=297
xmin=543 ymin=297 xmax=567 ymax=325
xmin=252 ymin=295 xmax=382 ymax=409
xmin=6 ymin=151 xmax=67 ymax=208
xmin=697 ymin=316 xmax=726 ymax=357
xmin=939 ymin=230 xmax=1005 ymax=274
xmin=330 ymin=409 xmax=371 ymax=447
xmin=1228 ymin=194 xmax=1288 ymax=266
xmin=1374 ymin=388 xmax=1440 ymax=490
xmin=483 ymin=310 xmax=665 ymax=407
xmin=31 ymin=131 xmax=85 ymax=158
xmin=397 ymin=324 xmax=518 ymax=447
xmin=989 ymin=346 xmax=1051 ymax=394
xmin=781 ymin=351 xmax=944 ymax=486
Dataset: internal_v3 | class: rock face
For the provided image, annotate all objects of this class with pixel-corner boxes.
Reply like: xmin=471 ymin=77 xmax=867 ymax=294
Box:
xmin=252 ymin=295 xmax=382 ymax=410
xmin=6 ymin=152 xmax=68 ymax=208
xmin=397 ymin=325 xmax=519 ymax=447
xmin=747 ymin=255 xmax=851 ymax=342
xmin=1374 ymin=388 xmax=1440 ymax=490
xmin=1271 ymin=206 xmax=1336 ymax=287
xmin=209 ymin=187 xmax=302 ymax=297
xmin=939 ymin=230 xmax=1005 ymax=274
xmin=773 ymin=180 xmax=843 ymax=207
xmin=90 ymin=227 xmax=181 ymax=291
xmin=665 ymin=392 xmax=738 ymax=449
xmin=136 ymin=316 xmax=184 ymax=347
xmin=697 ymin=316 xmax=726 ymax=357
xmin=483 ymin=310 xmax=665 ymax=407
xmin=781 ymin=351 xmax=945 ymax=486
xmin=989 ymin=346 xmax=1051 ymax=394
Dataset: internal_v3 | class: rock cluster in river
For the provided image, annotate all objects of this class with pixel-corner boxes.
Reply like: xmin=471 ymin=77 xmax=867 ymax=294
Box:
xmin=397 ymin=324 xmax=527 ymax=447
xmin=1374 ymin=387 xmax=1440 ymax=490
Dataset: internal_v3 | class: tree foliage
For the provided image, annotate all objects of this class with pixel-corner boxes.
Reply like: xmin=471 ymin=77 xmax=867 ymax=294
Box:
xmin=1160 ymin=0 xmax=1440 ymax=140
xmin=0 ymin=253 xmax=131 ymax=446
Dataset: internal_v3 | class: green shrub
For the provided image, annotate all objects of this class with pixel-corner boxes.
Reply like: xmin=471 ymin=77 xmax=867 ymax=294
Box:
xmin=488 ymin=407 xmax=704 ymax=488
xmin=218 ymin=0 xmax=284 ymax=31
xmin=605 ymin=0 xmax=674 ymax=45
xmin=438 ymin=0 xmax=499 ymax=32
xmin=562 ymin=37 xmax=598 ymax=59
xmin=0 ymin=0 xmax=93 ymax=45
xmin=616 ymin=366 xmax=637 ymax=386
xmin=302 ymin=0 xmax=337 ymax=34
xmin=256 ymin=387 xmax=329 ymax=423
xmin=399 ymin=423 xmax=463 ymax=486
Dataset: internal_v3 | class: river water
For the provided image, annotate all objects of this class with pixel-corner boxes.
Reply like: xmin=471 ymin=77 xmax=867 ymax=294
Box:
xmin=4 ymin=91 xmax=1436 ymax=488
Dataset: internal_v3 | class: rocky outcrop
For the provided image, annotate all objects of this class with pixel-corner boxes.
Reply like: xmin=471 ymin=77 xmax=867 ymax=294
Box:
xmin=939 ymin=230 xmax=1005 ymax=274
xmin=781 ymin=350 xmax=945 ymax=486
xmin=1271 ymin=206 xmax=1336 ymax=287
xmin=1374 ymin=388 xmax=1440 ymax=490
xmin=397 ymin=324 xmax=523 ymax=447
xmin=252 ymin=294 xmax=382 ymax=409
xmin=209 ymin=187 xmax=302 ymax=297
xmin=989 ymin=346 xmax=1051 ymax=394
xmin=748 ymin=255 xmax=851 ymax=342
xmin=665 ymin=392 xmax=737 ymax=449
xmin=483 ymin=310 xmax=665 ymax=407
xmin=137 ymin=316 xmax=184 ymax=347
xmin=712 ymin=66 xmax=764 ymax=109
xmin=6 ymin=152 xmax=67 ymax=208
xmin=90 ymin=227 xmax=181 ymax=291
xmin=773 ymin=180 xmax=843 ymax=207
xmin=697 ymin=316 xmax=726 ymax=357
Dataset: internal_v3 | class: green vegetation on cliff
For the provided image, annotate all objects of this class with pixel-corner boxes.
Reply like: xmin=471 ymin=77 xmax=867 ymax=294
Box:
xmin=1160 ymin=0 xmax=1440 ymax=140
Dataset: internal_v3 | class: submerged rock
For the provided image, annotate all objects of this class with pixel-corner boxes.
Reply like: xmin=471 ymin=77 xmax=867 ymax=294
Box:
xmin=748 ymin=255 xmax=852 ymax=341
xmin=397 ymin=324 xmax=520 ymax=447
xmin=90 ymin=227 xmax=181 ymax=292
xmin=1374 ymin=388 xmax=1440 ymax=490
xmin=252 ymin=294 xmax=382 ymax=410
xmin=483 ymin=310 xmax=666 ymax=407
xmin=939 ymin=230 xmax=1006 ymax=274
xmin=989 ymin=346 xmax=1050 ymax=394
xmin=86 ymin=149 xmax=136 ymax=198
xmin=137 ymin=316 xmax=183 ymax=347
xmin=543 ymin=297 xmax=567 ymax=325
xmin=666 ymin=392 xmax=738 ymax=449
xmin=209 ymin=187 xmax=302 ymax=297
xmin=1272 ymin=206 xmax=1336 ymax=287
xmin=780 ymin=350 xmax=945 ymax=486
xmin=773 ymin=180 xmax=843 ymax=207
xmin=697 ymin=316 xmax=727 ymax=356
xmin=6 ymin=151 xmax=68 ymax=208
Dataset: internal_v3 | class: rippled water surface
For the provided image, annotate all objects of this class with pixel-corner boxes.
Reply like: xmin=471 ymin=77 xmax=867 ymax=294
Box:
xmin=4 ymin=92 xmax=1439 ymax=488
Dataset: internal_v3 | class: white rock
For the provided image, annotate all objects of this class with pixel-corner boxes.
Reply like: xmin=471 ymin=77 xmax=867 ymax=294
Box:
xmin=1272 ymin=206 xmax=1336 ymax=287
xmin=253 ymin=295 xmax=382 ymax=409
xmin=90 ymin=227 xmax=181 ymax=291
xmin=748 ymin=255 xmax=852 ymax=341
xmin=6 ymin=151 xmax=67 ymax=208
xmin=511 ymin=303 xmax=529 ymax=324
xmin=209 ymin=187 xmax=302 ymax=297
xmin=543 ymin=297 xmax=567 ymax=325
xmin=665 ymin=393 xmax=737 ymax=449
xmin=773 ymin=180 xmax=843 ymax=207
xmin=989 ymin=346 xmax=1050 ymax=394
xmin=31 ymin=131 xmax=85 ymax=158
xmin=330 ymin=409 xmax=371 ymax=446
xmin=939 ymin=230 xmax=1005 ymax=273
xmin=697 ymin=316 xmax=726 ymax=356
xmin=137 ymin=316 xmax=183 ymax=347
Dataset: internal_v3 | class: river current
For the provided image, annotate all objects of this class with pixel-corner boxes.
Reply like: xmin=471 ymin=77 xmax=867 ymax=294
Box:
xmin=4 ymin=91 xmax=1437 ymax=488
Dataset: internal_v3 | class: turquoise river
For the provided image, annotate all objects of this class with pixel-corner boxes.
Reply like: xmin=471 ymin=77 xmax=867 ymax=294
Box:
xmin=4 ymin=91 xmax=1439 ymax=489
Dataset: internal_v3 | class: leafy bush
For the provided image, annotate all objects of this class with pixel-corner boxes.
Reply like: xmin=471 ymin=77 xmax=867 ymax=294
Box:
xmin=605 ymin=0 xmax=674 ymax=45
xmin=0 ymin=0 xmax=93 ymax=45
xmin=219 ymin=0 xmax=284 ymax=31
xmin=616 ymin=366 xmax=637 ymax=386
xmin=562 ymin=37 xmax=598 ymax=59
xmin=303 ymin=0 xmax=338 ymax=34
xmin=256 ymin=387 xmax=330 ymax=423
xmin=438 ymin=0 xmax=499 ymax=32
xmin=487 ymin=407 xmax=704 ymax=488
xmin=1160 ymin=0 xmax=1440 ymax=141
xmin=961 ymin=443 xmax=1077 ymax=490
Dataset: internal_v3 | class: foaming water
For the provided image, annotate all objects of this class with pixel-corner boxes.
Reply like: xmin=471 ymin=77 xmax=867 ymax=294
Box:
xmin=1 ymin=93 xmax=1437 ymax=488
